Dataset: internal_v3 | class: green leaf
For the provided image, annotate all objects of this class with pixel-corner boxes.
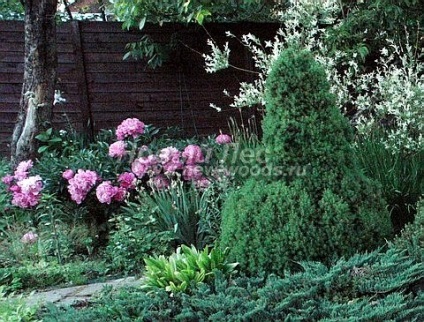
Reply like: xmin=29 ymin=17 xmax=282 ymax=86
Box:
xmin=38 ymin=145 xmax=49 ymax=153
xmin=138 ymin=16 xmax=147 ymax=30
xmin=195 ymin=9 xmax=211 ymax=25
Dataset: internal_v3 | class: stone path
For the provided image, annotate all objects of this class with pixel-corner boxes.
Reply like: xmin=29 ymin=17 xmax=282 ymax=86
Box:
xmin=24 ymin=276 xmax=140 ymax=307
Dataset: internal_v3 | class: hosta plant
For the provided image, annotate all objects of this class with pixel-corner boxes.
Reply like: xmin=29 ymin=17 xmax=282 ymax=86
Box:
xmin=142 ymin=245 xmax=238 ymax=294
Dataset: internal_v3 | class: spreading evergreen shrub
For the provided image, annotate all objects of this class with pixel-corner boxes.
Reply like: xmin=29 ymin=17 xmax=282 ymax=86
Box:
xmin=220 ymin=48 xmax=392 ymax=275
xmin=394 ymin=200 xmax=424 ymax=263
xmin=39 ymin=243 xmax=424 ymax=321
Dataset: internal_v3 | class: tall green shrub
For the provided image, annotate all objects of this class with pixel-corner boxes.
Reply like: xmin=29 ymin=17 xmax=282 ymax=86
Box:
xmin=220 ymin=48 xmax=392 ymax=275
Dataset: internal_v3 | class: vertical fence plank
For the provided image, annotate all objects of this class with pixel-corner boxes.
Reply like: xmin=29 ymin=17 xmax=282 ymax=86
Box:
xmin=71 ymin=21 xmax=94 ymax=139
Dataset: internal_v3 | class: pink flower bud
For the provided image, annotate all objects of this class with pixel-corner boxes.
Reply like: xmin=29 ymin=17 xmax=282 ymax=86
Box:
xmin=216 ymin=134 xmax=232 ymax=144
xmin=62 ymin=169 xmax=74 ymax=180
xmin=21 ymin=231 xmax=38 ymax=244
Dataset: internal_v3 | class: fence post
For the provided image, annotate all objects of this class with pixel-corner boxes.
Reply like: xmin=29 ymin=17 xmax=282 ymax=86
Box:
xmin=71 ymin=21 xmax=94 ymax=140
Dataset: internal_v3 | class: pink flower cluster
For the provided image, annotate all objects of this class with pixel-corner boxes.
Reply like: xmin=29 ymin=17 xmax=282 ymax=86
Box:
xmin=118 ymin=172 xmax=137 ymax=190
xmin=132 ymin=155 xmax=160 ymax=178
xmin=63 ymin=169 xmax=137 ymax=205
xmin=109 ymin=140 xmax=127 ymax=158
xmin=128 ymin=144 xmax=211 ymax=190
xmin=96 ymin=181 xmax=127 ymax=204
xmin=12 ymin=175 xmax=43 ymax=208
xmin=159 ymin=147 xmax=183 ymax=173
xmin=14 ymin=160 xmax=33 ymax=180
xmin=21 ymin=231 xmax=38 ymax=244
xmin=64 ymin=169 xmax=99 ymax=204
xmin=1 ymin=160 xmax=43 ymax=209
xmin=180 ymin=145 xmax=206 ymax=182
xmin=95 ymin=172 xmax=138 ymax=204
xmin=182 ymin=145 xmax=204 ymax=164
xmin=216 ymin=133 xmax=232 ymax=144
xmin=116 ymin=118 xmax=145 ymax=140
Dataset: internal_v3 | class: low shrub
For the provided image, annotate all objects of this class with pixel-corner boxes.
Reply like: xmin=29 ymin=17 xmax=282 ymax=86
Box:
xmin=0 ymin=260 xmax=109 ymax=293
xmin=0 ymin=286 xmax=40 ymax=322
xmin=39 ymin=241 xmax=424 ymax=321
xmin=106 ymin=180 xmax=226 ymax=273
xmin=105 ymin=197 xmax=173 ymax=273
xmin=1 ymin=120 xmax=231 ymax=267
xmin=394 ymin=199 xmax=424 ymax=263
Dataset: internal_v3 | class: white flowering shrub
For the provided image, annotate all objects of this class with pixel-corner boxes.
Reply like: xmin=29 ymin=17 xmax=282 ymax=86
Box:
xmin=203 ymin=0 xmax=423 ymax=153
xmin=352 ymin=40 xmax=424 ymax=152
xmin=203 ymin=0 xmax=341 ymax=110
xmin=203 ymin=39 xmax=230 ymax=73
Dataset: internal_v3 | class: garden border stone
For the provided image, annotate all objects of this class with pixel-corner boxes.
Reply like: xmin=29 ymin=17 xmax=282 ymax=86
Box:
xmin=24 ymin=276 xmax=140 ymax=307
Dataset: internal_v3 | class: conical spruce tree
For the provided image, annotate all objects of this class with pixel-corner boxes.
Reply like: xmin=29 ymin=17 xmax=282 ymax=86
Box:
xmin=220 ymin=48 xmax=392 ymax=275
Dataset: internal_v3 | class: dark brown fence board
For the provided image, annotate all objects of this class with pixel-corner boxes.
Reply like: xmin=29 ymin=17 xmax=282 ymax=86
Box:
xmin=0 ymin=21 xmax=279 ymax=156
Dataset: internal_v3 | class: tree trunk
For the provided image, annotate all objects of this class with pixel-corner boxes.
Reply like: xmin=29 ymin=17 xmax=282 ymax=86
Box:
xmin=11 ymin=0 xmax=57 ymax=165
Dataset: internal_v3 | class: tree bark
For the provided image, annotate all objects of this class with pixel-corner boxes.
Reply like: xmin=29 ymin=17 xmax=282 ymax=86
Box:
xmin=11 ymin=0 xmax=57 ymax=165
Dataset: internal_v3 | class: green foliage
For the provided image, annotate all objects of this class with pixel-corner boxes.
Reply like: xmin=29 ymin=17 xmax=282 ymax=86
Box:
xmin=35 ymin=127 xmax=89 ymax=156
xmin=0 ymin=0 xmax=23 ymax=20
xmin=106 ymin=198 xmax=174 ymax=273
xmin=0 ymin=196 xmax=97 ymax=268
xmin=394 ymin=200 xmax=424 ymax=262
xmin=111 ymin=0 xmax=276 ymax=30
xmin=141 ymin=181 xmax=223 ymax=249
xmin=355 ymin=137 xmax=424 ymax=233
xmin=262 ymin=47 xmax=353 ymax=185
xmin=220 ymin=48 xmax=392 ymax=275
xmin=105 ymin=145 xmax=229 ymax=273
xmin=326 ymin=0 xmax=424 ymax=63
xmin=218 ymin=115 xmax=264 ymax=184
xmin=111 ymin=0 xmax=278 ymax=67
xmin=0 ymin=260 xmax=109 ymax=293
xmin=39 ymin=240 xmax=424 ymax=321
xmin=0 ymin=286 xmax=40 ymax=322
xmin=142 ymin=245 xmax=238 ymax=293
xmin=123 ymin=35 xmax=172 ymax=68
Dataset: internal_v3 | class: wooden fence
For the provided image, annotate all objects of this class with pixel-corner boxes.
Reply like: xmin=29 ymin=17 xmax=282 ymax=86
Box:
xmin=0 ymin=21 xmax=279 ymax=157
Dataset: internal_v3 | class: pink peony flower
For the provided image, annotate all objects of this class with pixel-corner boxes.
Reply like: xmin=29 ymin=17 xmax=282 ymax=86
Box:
xmin=108 ymin=140 xmax=127 ymax=158
xmin=131 ymin=157 xmax=150 ymax=178
xmin=62 ymin=169 xmax=74 ymax=180
xmin=113 ymin=187 xmax=127 ymax=202
xmin=183 ymin=165 xmax=203 ymax=181
xmin=67 ymin=169 xmax=99 ymax=204
xmin=118 ymin=172 xmax=137 ymax=189
xmin=159 ymin=147 xmax=183 ymax=173
xmin=151 ymin=175 xmax=170 ymax=190
xmin=96 ymin=181 xmax=118 ymax=204
xmin=12 ymin=175 xmax=43 ymax=208
xmin=216 ymin=134 xmax=232 ymax=144
xmin=131 ymin=155 xmax=159 ymax=178
xmin=182 ymin=145 xmax=205 ymax=165
xmin=21 ymin=231 xmax=38 ymax=244
xmin=14 ymin=160 xmax=33 ymax=180
xmin=2 ymin=174 xmax=14 ymax=186
xmin=9 ymin=185 xmax=20 ymax=193
xmin=116 ymin=118 xmax=145 ymax=140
